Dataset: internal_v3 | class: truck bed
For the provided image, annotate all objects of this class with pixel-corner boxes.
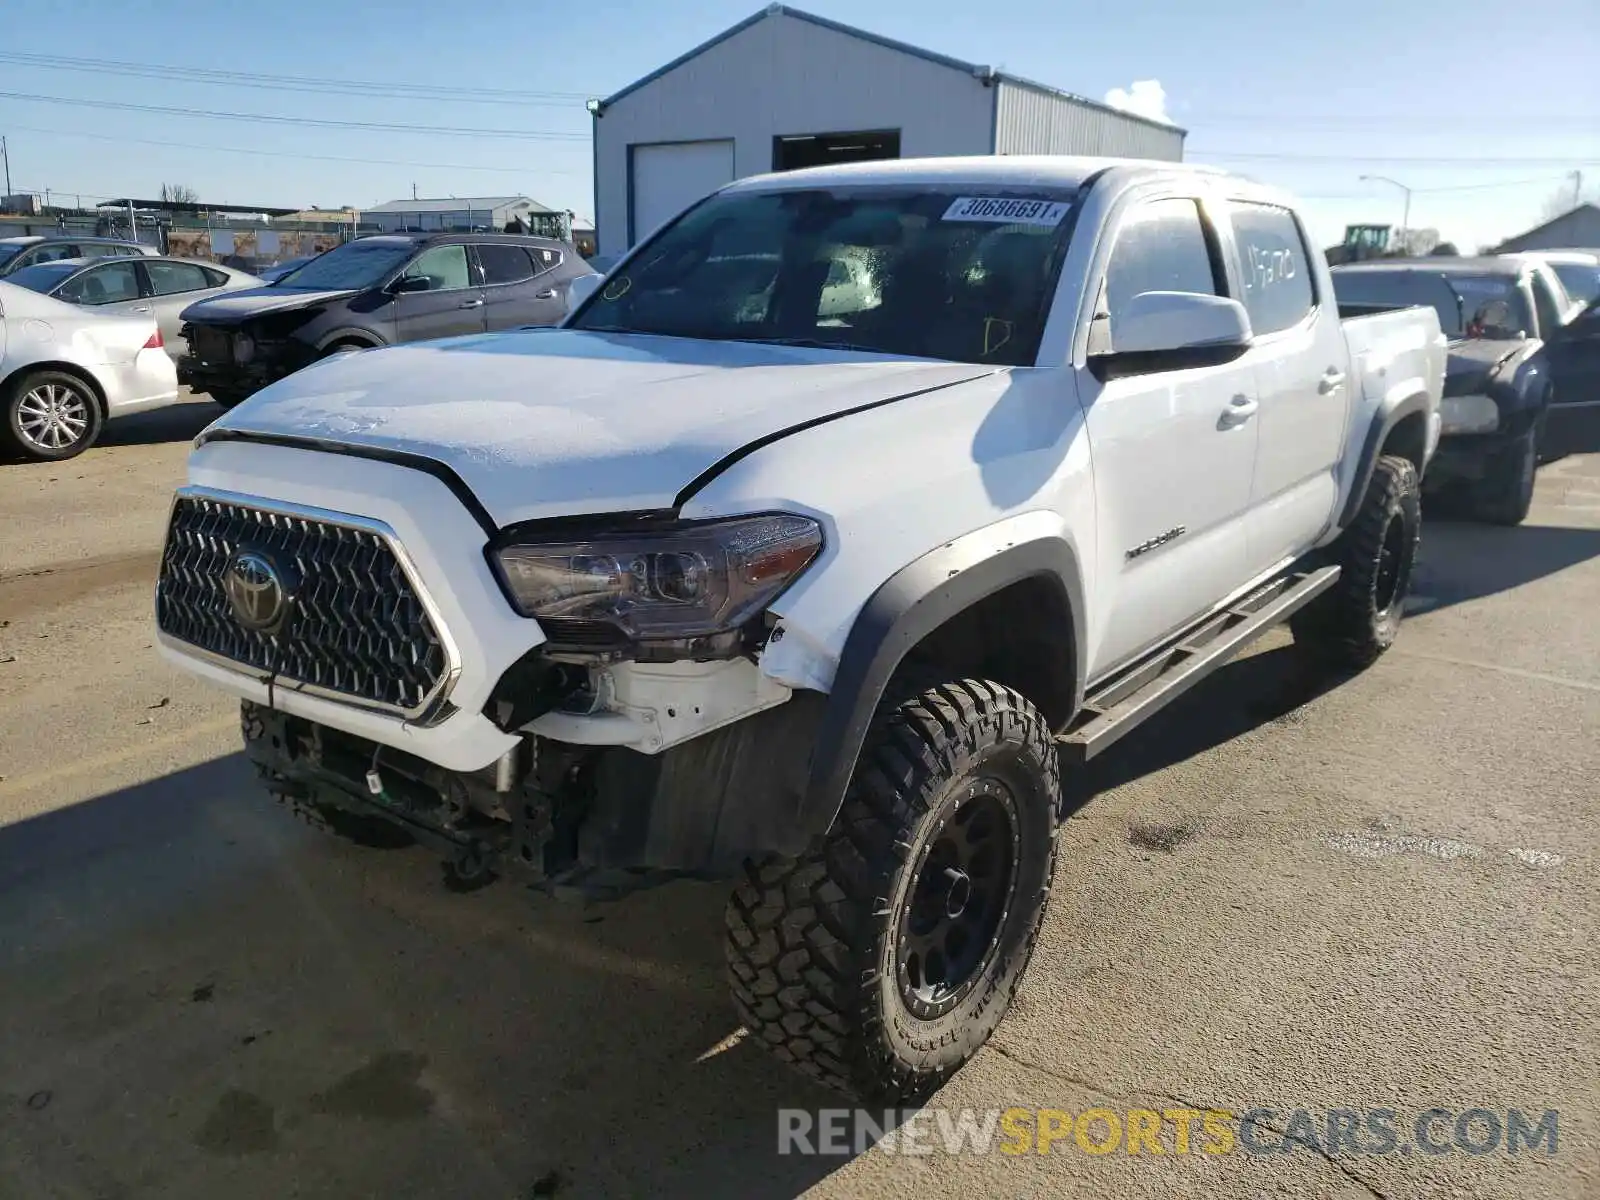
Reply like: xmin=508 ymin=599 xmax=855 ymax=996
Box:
xmin=1341 ymin=304 xmax=1447 ymax=411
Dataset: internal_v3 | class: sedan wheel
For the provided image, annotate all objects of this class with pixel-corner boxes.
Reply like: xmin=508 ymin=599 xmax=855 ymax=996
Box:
xmin=3 ymin=371 xmax=104 ymax=462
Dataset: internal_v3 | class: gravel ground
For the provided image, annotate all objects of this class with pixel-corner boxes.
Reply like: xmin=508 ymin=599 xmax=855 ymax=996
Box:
xmin=1 ymin=402 xmax=1595 ymax=1199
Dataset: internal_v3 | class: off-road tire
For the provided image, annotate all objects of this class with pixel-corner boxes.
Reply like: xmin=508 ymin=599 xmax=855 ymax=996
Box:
xmin=2 ymin=369 xmax=104 ymax=462
xmin=725 ymin=679 xmax=1059 ymax=1103
xmin=1470 ymin=426 xmax=1537 ymax=526
xmin=240 ymin=702 xmax=414 ymax=849
xmin=1291 ymin=454 xmax=1421 ymax=670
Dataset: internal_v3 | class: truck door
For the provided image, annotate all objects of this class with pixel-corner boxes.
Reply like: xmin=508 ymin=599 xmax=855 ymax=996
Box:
xmin=1223 ymin=200 xmax=1350 ymax=570
xmin=1531 ymin=273 xmax=1600 ymax=458
xmin=391 ymin=244 xmax=487 ymax=343
xmin=1078 ymin=195 xmax=1257 ymax=677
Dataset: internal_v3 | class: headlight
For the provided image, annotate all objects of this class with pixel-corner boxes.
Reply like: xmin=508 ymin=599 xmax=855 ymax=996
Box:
xmin=1439 ymin=393 xmax=1499 ymax=435
xmin=493 ymin=513 xmax=823 ymax=641
xmin=233 ymin=332 xmax=256 ymax=364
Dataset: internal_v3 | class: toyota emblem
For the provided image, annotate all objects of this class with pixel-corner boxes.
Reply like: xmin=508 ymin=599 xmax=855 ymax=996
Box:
xmin=223 ymin=548 xmax=293 ymax=633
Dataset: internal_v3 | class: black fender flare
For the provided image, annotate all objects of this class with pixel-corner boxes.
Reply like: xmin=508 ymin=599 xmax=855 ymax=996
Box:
xmin=1338 ymin=390 xmax=1433 ymax=529
xmin=795 ymin=518 xmax=1087 ymax=841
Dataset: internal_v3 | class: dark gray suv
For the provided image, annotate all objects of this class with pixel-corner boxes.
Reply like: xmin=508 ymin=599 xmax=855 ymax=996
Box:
xmin=0 ymin=235 xmax=156 ymax=277
xmin=178 ymin=232 xmax=593 ymax=408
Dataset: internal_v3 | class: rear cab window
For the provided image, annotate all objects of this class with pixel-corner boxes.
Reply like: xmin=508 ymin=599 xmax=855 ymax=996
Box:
xmin=1227 ymin=202 xmax=1316 ymax=335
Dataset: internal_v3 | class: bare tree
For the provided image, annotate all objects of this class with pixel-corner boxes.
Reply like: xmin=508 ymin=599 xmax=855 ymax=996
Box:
xmin=160 ymin=183 xmax=200 ymax=206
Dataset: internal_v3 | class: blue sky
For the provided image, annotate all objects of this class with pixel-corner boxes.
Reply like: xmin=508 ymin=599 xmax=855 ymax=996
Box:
xmin=2 ymin=0 xmax=1595 ymax=250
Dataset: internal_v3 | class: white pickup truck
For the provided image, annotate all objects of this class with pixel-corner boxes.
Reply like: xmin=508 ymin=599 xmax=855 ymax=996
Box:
xmin=155 ymin=157 xmax=1444 ymax=1102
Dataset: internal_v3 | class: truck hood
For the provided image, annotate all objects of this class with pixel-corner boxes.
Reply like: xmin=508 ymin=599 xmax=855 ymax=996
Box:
xmin=204 ymin=328 xmax=994 ymax=525
xmin=180 ymin=285 xmax=359 ymax=326
xmin=1444 ymin=338 xmax=1533 ymax=396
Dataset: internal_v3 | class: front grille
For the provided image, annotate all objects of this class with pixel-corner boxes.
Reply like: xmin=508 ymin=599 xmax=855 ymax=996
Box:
xmin=156 ymin=495 xmax=450 ymax=713
xmin=190 ymin=326 xmax=232 ymax=364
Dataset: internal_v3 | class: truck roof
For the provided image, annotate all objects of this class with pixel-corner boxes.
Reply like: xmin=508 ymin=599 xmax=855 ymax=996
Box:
xmin=725 ymin=154 xmax=1233 ymax=195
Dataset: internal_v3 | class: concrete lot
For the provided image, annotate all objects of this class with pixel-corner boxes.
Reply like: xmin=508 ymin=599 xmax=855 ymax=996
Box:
xmin=1 ymin=397 xmax=1596 ymax=1199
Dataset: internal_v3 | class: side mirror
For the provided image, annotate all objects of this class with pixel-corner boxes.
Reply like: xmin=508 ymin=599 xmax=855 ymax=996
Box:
xmin=565 ymin=272 xmax=604 ymax=317
xmin=389 ymin=275 xmax=432 ymax=295
xmin=1090 ymin=291 xmax=1252 ymax=379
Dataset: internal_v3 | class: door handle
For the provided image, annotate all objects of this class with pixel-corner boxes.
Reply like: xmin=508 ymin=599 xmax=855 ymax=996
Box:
xmin=1319 ymin=369 xmax=1346 ymax=394
xmin=534 ymin=289 xmax=557 ymax=300
xmin=131 ymin=304 xmax=151 ymax=312
xmin=458 ymin=298 xmax=484 ymax=309
xmin=1219 ymin=394 xmax=1259 ymax=427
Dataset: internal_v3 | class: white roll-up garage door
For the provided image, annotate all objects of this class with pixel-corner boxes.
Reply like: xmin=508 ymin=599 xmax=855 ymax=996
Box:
xmin=629 ymin=139 xmax=735 ymax=245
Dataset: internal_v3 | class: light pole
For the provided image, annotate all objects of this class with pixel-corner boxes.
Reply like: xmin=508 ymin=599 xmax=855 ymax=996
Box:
xmin=1360 ymin=174 xmax=1412 ymax=251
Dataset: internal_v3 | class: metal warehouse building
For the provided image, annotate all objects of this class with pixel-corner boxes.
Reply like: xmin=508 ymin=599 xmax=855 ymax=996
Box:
xmin=590 ymin=4 xmax=1186 ymax=254
xmin=360 ymin=196 xmax=557 ymax=234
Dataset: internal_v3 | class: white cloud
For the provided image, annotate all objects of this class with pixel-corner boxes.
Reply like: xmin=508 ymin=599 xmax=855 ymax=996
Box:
xmin=1104 ymin=79 xmax=1173 ymax=125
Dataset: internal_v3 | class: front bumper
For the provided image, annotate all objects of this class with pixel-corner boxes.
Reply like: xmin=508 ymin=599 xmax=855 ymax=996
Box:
xmin=181 ymin=356 xmax=295 ymax=398
xmin=158 ymin=440 xmax=545 ymax=771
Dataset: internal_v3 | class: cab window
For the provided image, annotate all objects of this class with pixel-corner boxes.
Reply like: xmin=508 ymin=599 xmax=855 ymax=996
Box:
xmin=1093 ymin=197 xmax=1220 ymax=352
xmin=397 ymin=245 xmax=472 ymax=292
xmin=1528 ymin=271 xmax=1566 ymax=338
xmin=1229 ymin=202 xmax=1316 ymax=335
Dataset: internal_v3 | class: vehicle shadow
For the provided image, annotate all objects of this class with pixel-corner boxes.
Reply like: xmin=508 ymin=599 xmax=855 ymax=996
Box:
xmin=100 ymin=396 xmax=220 ymax=448
xmin=1059 ymin=642 xmax=1345 ymax=810
xmin=1408 ymin=518 xmax=1600 ymax=614
xmin=0 ymin=756 xmax=854 ymax=1200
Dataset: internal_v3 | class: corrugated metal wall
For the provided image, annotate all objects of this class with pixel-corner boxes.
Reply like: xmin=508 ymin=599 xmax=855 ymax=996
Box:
xmin=594 ymin=12 xmax=994 ymax=252
xmin=994 ymin=79 xmax=1184 ymax=161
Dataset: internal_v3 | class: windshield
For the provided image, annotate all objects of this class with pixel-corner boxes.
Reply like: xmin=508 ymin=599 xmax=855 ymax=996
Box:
xmin=570 ymin=187 xmax=1081 ymax=366
xmin=1550 ymin=262 xmax=1600 ymax=307
xmin=4 ymin=262 xmax=81 ymax=294
xmin=1333 ymin=269 xmax=1532 ymax=340
xmin=0 ymin=243 xmax=25 ymax=267
xmin=274 ymin=240 xmax=415 ymax=290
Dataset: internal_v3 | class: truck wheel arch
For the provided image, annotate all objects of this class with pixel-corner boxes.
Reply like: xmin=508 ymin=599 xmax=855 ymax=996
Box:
xmin=1339 ymin=391 xmax=1433 ymax=530
xmin=797 ymin=522 xmax=1086 ymax=841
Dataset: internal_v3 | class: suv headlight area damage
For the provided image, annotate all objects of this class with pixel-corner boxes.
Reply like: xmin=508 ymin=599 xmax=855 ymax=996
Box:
xmin=491 ymin=513 xmax=823 ymax=659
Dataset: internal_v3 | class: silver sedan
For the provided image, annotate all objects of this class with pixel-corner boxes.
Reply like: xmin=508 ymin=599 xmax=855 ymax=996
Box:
xmin=0 ymin=280 xmax=179 ymax=462
xmin=4 ymin=255 xmax=261 ymax=361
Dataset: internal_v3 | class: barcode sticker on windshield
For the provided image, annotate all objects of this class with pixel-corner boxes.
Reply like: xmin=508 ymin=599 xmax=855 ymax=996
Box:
xmin=941 ymin=197 xmax=1070 ymax=226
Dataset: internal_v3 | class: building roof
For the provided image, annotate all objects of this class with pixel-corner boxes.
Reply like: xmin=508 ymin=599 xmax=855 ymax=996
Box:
xmin=362 ymin=196 xmax=550 ymax=214
xmin=595 ymin=4 xmax=1187 ymax=137
xmin=1490 ymin=203 xmax=1600 ymax=253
